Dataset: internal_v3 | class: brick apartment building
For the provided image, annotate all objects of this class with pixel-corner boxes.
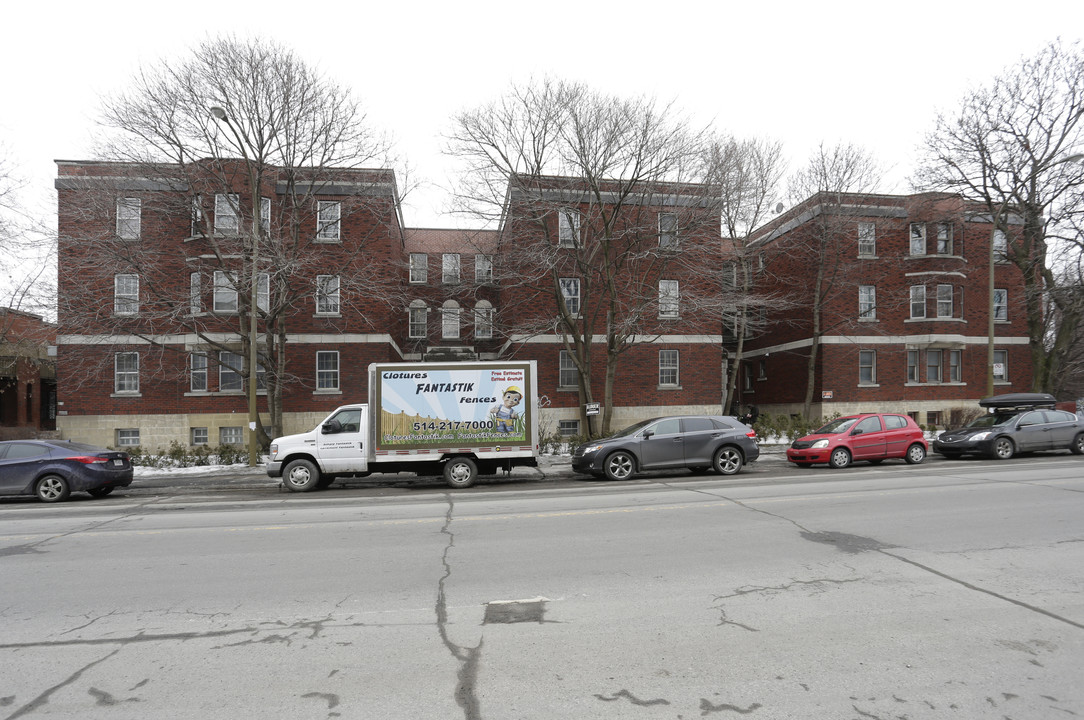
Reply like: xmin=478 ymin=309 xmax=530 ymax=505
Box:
xmin=54 ymin=160 xmax=1027 ymax=448
xmin=736 ymin=192 xmax=1031 ymax=426
xmin=0 ymin=307 xmax=57 ymax=434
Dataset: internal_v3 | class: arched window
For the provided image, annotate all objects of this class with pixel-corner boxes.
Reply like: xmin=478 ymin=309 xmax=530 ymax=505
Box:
xmin=441 ymin=300 xmax=460 ymax=339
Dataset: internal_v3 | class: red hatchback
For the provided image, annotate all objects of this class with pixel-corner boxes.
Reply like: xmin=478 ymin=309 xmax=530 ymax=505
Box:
xmin=787 ymin=413 xmax=928 ymax=469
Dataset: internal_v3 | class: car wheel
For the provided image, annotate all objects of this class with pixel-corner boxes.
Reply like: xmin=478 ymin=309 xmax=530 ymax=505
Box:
xmin=283 ymin=459 xmax=320 ymax=492
xmin=905 ymin=443 xmax=926 ymax=464
xmin=828 ymin=448 xmax=852 ymax=469
xmin=444 ymin=457 xmax=478 ymax=489
xmin=713 ymin=446 xmax=744 ymax=475
xmin=36 ymin=475 xmax=71 ymax=503
xmin=88 ymin=486 xmax=115 ymax=498
xmin=1071 ymin=432 xmax=1084 ymax=455
xmin=992 ymin=437 xmax=1015 ymax=460
xmin=604 ymin=451 xmax=636 ymax=481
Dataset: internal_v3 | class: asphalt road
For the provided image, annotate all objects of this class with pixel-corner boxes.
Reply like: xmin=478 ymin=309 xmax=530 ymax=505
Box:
xmin=1 ymin=452 xmax=1082 ymax=719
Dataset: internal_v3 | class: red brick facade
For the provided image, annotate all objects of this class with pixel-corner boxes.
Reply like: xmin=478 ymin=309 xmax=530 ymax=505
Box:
xmin=0 ymin=308 xmax=57 ymax=434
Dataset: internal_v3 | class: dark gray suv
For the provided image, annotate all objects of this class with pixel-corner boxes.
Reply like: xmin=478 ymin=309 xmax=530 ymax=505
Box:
xmin=572 ymin=415 xmax=759 ymax=480
xmin=933 ymin=393 xmax=1084 ymax=460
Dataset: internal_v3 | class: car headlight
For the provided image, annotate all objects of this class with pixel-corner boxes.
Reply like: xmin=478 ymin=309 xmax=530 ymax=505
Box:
xmin=581 ymin=444 xmax=605 ymax=455
xmin=811 ymin=439 xmax=830 ymax=449
xmin=969 ymin=432 xmax=991 ymax=441
xmin=269 ymin=443 xmax=278 ymax=458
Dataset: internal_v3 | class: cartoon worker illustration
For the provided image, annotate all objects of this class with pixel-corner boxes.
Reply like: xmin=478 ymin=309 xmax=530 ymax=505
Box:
xmin=488 ymin=386 xmax=523 ymax=434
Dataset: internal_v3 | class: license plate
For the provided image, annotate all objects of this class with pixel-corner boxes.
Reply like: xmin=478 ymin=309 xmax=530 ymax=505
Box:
xmin=113 ymin=459 xmax=124 ymax=467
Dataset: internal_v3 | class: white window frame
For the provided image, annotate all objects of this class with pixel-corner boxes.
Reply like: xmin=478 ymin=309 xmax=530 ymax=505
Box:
xmin=475 ymin=254 xmax=493 ymax=283
xmin=316 ymin=350 xmax=340 ymax=391
xmin=559 ymin=209 xmax=580 ymax=248
xmin=442 ymin=301 xmax=460 ymax=339
xmin=909 ymin=223 xmax=926 ymax=255
xmin=937 ymin=223 xmax=953 ymax=254
xmin=214 ymin=193 xmax=239 ymax=235
xmin=659 ymin=349 xmax=679 ymax=387
xmin=907 ymin=350 xmax=920 ymax=382
xmin=910 ymin=285 xmax=926 ymax=319
xmin=116 ymin=429 xmax=140 ymax=447
xmin=219 ymin=351 xmax=243 ymax=392
xmin=408 ymin=301 xmax=427 ymax=339
xmin=409 ymin=253 xmax=428 ymax=283
xmin=114 ymin=352 xmax=139 ymax=393
xmin=926 ymin=349 xmax=943 ymax=383
xmin=558 ymin=420 xmax=580 ymax=437
xmin=117 ymin=197 xmax=141 ymax=240
xmin=260 ymin=197 xmax=271 ymax=234
xmin=936 ymin=284 xmax=954 ymax=318
xmin=213 ymin=271 xmax=238 ymax=313
xmin=256 ymin=272 xmax=270 ymax=313
xmin=442 ymin=253 xmax=461 ymax=284
xmin=559 ymin=277 xmax=581 ymax=317
xmin=316 ymin=200 xmax=341 ymax=241
xmin=315 ymin=275 xmax=340 ymax=315
xmin=993 ymin=228 xmax=1008 ymax=261
xmin=191 ymin=195 xmax=203 ymax=237
xmin=220 ymin=426 xmax=244 ymax=445
xmin=857 ymin=222 xmax=876 ymax=256
xmin=190 ymin=272 xmax=201 ymax=314
xmin=948 ymin=349 xmax=962 ymax=383
xmin=474 ymin=302 xmax=494 ymax=339
xmin=859 ymin=349 xmax=876 ymax=385
xmin=114 ymin=274 xmax=139 ymax=316
xmin=559 ymin=350 xmax=579 ymax=388
xmin=659 ymin=280 xmax=679 ymax=318
xmin=659 ymin=212 xmax=678 ymax=248
xmin=858 ymin=285 xmax=876 ymax=320
xmin=190 ymin=352 xmax=208 ymax=392
xmin=993 ymin=288 xmax=1008 ymax=321
xmin=191 ymin=427 xmax=209 ymax=446
xmin=993 ymin=349 xmax=1008 ymax=381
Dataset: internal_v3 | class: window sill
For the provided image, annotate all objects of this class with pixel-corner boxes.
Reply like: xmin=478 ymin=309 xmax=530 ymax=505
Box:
xmin=314 ymin=238 xmax=342 ymax=244
xmin=905 ymin=317 xmax=967 ymax=323
xmin=903 ymin=382 xmax=967 ymax=387
xmin=557 ymin=386 xmax=579 ymax=392
xmin=857 ymin=254 xmax=879 ymax=260
xmin=659 ymin=315 xmax=680 ymax=320
xmin=313 ymin=389 xmax=342 ymax=395
xmin=111 ymin=392 xmax=142 ymax=398
xmin=185 ymin=390 xmax=268 ymax=397
xmin=657 ymin=384 xmax=682 ymax=390
xmin=314 ymin=313 xmax=342 ymax=318
xmin=857 ymin=317 xmax=879 ymax=323
xmin=857 ymin=383 xmax=880 ymax=388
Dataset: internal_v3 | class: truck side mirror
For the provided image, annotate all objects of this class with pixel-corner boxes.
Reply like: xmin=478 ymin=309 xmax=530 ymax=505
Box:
xmin=322 ymin=419 xmax=343 ymax=434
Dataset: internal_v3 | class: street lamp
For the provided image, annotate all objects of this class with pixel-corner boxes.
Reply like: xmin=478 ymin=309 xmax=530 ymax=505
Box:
xmin=210 ymin=106 xmax=262 ymax=468
xmin=986 ymin=152 xmax=1084 ymax=396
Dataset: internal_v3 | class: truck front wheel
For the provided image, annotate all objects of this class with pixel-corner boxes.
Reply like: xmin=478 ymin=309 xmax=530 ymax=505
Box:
xmin=283 ymin=459 xmax=320 ymax=492
xmin=443 ymin=457 xmax=478 ymax=489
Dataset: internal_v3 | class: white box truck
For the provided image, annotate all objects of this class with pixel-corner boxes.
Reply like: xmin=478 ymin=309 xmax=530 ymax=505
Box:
xmin=267 ymin=361 xmax=539 ymax=490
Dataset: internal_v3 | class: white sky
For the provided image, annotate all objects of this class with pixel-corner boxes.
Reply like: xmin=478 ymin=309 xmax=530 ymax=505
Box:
xmin=2 ymin=0 xmax=1083 ymax=235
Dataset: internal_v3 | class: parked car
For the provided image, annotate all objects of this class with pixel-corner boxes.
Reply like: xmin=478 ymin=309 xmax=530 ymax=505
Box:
xmin=0 ymin=440 xmax=133 ymax=502
xmin=572 ymin=415 xmax=759 ymax=480
xmin=787 ymin=413 xmax=928 ymax=469
xmin=933 ymin=393 xmax=1084 ymax=460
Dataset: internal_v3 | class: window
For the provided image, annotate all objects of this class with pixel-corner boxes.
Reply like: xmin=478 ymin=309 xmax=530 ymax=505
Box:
xmin=559 ymin=209 xmax=580 ymax=247
xmin=948 ymin=349 xmax=962 ymax=383
xmin=993 ymin=349 xmax=1008 ymax=381
xmin=114 ymin=274 xmax=139 ymax=315
xmin=907 ymin=350 xmax=919 ymax=382
xmin=743 ymin=362 xmax=753 ymax=391
xmin=117 ymin=198 xmax=141 ymax=240
xmin=993 ymin=228 xmax=1008 ymax=261
xmin=926 ymin=411 xmax=942 ymax=427
xmin=219 ymin=351 xmax=243 ymax=392
xmin=859 ymin=350 xmax=876 ymax=384
xmin=190 ymin=272 xmax=201 ymax=314
xmin=993 ymin=288 xmax=1008 ymax=321
xmin=316 ymin=351 xmax=339 ymax=391
xmin=855 ymin=416 xmax=883 ymax=434
xmin=256 ymin=272 xmax=270 ymax=313
xmin=409 ymin=253 xmax=428 ymax=283
xmin=474 ymin=302 xmax=494 ymax=339
xmin=559 ymin=350 xmax=579 ymax=388
xmin=659 ymin=280 xmax=679 ymax=318
xmin=910 ymin=285 xmax=926 ymax=319
xmin=317 ymin=201 xmax=341 ymax=241
xmin=114 ymin=352 xmax=139 ymax=393
xmin=659 ymin=350 xmax=679 ymax=387
xmin=220 ymin=427 xmax=244 ymax=445
xmin=937 ymin=223 xmax=953 ymax=254
xmin=260 ymin=197 xmax=271 ymax=234
xmin=926 ymin=349 xmax=942 ymax=383
xmin=858 ymin=285 xmax=876 ymax=320
xmin=191 ymin=195 xmax=204 ymax=236
xmin=758 ymin=359 xmax=767 ymax=380
xmin=408 ymin=301 xmax=427 ymax=339
xmin=116 ymin=429 xmax=140 ymax=447
xmin=214 ymin=193 xmax=239 ymax=234
xmin=316 ymin=275 xmax=340 ymax=315
xmin=884 ymin=415 xmax=908 ymax=430
xmin=442 ymin=301 xmax=460 ymax=339
xmin=659 ymin=212 xmax=678 ymax=247
xmin=442 ymin=254 xmax=461 ymax=284
xmin=559 ymin=277 xmax=580 ymax=316
xmin=213 ymin=271 xmax=238 ymax=313
xmin=858 ymin=222 xmax=876 ymax=256
xmin=191 ymin=427 xmax=208 ymax=446
xmin=909 ymin=223 xmax=926 ymax=255
xmin=475 ymin=254 xmax=493 ymax=283
xmin=936 ymin=284 xmax=954 ymax=318
xmin=558 ymin=420 xmax=580 ymax=437
xmin=190 ymin=352 xmax=208 ymax=392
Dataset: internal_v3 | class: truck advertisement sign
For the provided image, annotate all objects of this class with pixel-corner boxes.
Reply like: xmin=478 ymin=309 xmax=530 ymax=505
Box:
xmin=374 ymin=363 xmax=534 ymax=449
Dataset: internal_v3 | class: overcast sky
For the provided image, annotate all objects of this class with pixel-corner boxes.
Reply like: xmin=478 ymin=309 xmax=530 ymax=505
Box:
xmin=3 ymin=0 xmax=1083 ymax=234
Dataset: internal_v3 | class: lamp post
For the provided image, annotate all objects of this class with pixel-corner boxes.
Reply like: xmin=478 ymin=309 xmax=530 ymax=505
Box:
xmin=985 ymin=152 xmax=1083 ymax=396
xmin=210 ymin=106 xmax=262 ymax=468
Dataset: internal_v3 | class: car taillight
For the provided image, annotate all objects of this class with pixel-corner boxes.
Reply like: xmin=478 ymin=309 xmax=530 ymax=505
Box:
xmin=746 ymin=431 xmax=757 ymax=438
xmin=69 ymin=456 xmax=111 ymax=464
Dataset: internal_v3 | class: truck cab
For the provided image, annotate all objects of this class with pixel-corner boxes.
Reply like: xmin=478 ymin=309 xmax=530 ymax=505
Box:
xmin=266 ymin=405 xmax=371 ymax=490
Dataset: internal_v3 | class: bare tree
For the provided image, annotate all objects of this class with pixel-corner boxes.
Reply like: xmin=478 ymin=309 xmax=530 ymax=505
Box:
xmin=915 ymin=39 xmax=1084 ymax=395
xmin=784 ymin=143 xmax=885 ymax=418
xmin=446 ymin=79 xmax=718 ymax=434
xmin=60 ymin=36 xmax=395 ymax=452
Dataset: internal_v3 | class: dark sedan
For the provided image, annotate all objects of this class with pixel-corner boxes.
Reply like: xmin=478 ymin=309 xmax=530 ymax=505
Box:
xmin=572 ymin=415 xmax=759 ymax=480
xmin=0 ymin=440 xmax=133 ymax=502
xmin=934 ymin=408 xmax=1084 ymax=459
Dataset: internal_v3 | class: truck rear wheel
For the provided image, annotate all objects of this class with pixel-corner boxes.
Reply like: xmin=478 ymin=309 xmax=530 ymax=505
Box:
xmin=283 ymin=459 xmax=320 ymax=492
xmin=443 ymin=457 xmax=478 ymax=489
